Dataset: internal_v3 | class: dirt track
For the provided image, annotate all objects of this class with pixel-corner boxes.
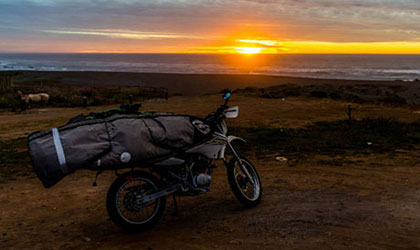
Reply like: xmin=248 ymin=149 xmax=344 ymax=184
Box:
xmin=2 ymin=154 xmax=420 ymax=249
xmin=1 ymin=95 xmax=420 ymax=249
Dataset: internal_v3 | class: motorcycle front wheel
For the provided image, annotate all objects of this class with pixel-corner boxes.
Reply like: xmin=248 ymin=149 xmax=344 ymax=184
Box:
xmin=106 ymin=171 xmax=166 ymax=231
xmin=227 ymin=157 xmax=262 ymax=207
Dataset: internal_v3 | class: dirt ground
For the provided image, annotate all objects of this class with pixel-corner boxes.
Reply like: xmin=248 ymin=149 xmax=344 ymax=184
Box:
xmin=1 ymin=95 xmax=420 ymax=249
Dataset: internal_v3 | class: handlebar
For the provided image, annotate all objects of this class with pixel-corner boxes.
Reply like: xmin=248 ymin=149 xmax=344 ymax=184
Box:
xmin=205 ymin=91 xmax=231 ymax=124
xmin=215 ymin=98 xmax=229 ymax=116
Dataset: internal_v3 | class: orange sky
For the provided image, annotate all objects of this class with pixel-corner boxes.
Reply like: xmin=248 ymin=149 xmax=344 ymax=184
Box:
xmin=1 ymin=0 xmax=420 ymax=54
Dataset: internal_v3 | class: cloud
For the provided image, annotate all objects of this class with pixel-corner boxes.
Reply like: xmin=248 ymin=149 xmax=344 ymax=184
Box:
xmin=0 ymin=0 xmax=419 ymax=52
xmin=237 ymin=39 xmax=283 ymax=47
xmin=43 ymin=29 xmax=202 ymax=40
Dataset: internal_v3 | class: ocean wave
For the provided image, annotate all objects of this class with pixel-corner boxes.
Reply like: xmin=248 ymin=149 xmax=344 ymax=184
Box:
xmin=1 ymin=54 xmax=419 ymax=81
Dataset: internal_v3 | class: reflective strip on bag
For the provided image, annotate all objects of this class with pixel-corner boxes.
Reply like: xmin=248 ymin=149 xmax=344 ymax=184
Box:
xmin=52 ymin=128 xmax=69 ymax=174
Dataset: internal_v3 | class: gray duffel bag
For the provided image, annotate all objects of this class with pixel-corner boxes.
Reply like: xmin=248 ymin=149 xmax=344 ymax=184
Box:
xmin=28 ymin=113 xmax=196 ymax=188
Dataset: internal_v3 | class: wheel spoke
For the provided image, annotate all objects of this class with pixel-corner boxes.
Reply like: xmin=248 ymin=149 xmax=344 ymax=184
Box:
xmin=233 ymin=159 xmax=260 ymax=201
xmin=116 ymin=178 xmax=160 ymax=224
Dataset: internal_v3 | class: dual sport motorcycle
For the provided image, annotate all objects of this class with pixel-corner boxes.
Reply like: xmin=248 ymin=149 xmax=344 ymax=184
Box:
xmin=106 ymin=92 xmax=262 ymax=231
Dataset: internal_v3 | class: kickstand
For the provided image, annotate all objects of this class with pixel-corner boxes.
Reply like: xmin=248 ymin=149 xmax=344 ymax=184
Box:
xmin=92 ymin=170 xmax=103 ymax=187
xmin=172 ymin=194 xmax=179 ymax=216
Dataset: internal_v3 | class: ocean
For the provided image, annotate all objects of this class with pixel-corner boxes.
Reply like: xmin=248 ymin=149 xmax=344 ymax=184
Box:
xmin=1 ymin=53 xmax=420 ymax=81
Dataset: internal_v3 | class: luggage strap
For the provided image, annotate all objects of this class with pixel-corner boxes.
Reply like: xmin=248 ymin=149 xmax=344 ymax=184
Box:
xmin=52 ymin=128 xmax=69 ymax=174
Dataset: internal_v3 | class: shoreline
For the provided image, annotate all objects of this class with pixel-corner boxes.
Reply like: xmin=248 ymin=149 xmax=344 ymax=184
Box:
xmin=6 ymin=70 xmax=405 ymax=95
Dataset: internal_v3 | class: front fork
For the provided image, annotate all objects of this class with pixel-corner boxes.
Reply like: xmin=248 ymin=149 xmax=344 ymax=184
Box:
xmin=225 ymin=141 xmax=255 ymax=185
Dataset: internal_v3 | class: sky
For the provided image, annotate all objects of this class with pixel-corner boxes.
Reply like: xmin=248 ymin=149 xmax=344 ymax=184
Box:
xmin=0 ymin=0 xmax=420 ymax=53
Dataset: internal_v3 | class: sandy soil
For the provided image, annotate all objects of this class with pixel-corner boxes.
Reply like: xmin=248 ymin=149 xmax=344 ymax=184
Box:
xmin=1 ymin=95 xmax=420 ymax=249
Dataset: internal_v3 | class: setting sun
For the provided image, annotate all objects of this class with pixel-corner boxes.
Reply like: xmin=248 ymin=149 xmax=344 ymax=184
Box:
xmin=235 ymin=47 xmax=262 ymax=54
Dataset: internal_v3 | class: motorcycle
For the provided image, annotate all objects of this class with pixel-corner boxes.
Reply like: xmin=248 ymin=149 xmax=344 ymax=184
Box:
xmin=106 ymin=91 xmax=262 ymax=231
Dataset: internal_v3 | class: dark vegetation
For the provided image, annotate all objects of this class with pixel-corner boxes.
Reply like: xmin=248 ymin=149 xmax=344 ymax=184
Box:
xmin=1 ymin=118 xmax=419 ymax=181
xmin=236 ymin=83 xmax=420 ymax=106
xmin=0 ymin=72 xmax=169 ymax=110
xmin=232 ymin=118 xmax=420 ymax=163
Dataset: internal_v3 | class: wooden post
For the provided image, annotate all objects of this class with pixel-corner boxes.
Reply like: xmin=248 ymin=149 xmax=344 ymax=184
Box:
xmin=83 ymin=96 xmax=88 ymax=108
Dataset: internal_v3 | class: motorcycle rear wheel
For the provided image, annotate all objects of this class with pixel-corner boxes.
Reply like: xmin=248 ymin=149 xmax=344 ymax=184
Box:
xmin=227 ymin=157 xmax=262 ymax=207
xmin=106 ymin=171 xmax=166 ymax=231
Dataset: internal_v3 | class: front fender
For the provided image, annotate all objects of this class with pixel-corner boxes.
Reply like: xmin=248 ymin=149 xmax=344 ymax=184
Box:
xmin=220 ymin=136 xmax=247 ymax=166
xmin=227 ymin=135 xmax=246 ymax=144
xmin=219 ymin=136 xmax=246 ymax=160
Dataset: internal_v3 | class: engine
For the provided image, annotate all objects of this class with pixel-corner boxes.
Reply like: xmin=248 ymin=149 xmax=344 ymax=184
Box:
xmin=195 ymin=173 xmax=212 ymax=187
xmin=190 ymin=155 xmax=213 ymax=189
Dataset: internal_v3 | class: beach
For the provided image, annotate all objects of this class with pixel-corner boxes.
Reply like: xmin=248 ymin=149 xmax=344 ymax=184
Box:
xmin=10 ymin=70 xmax=420 ymax=94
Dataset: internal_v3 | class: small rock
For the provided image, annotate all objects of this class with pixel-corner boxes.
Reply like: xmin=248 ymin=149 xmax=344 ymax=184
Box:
xmin=84 ymin=237 xmax=91 ymax=242
xmin=367 ymin=142 xmax=372 ymax=146
xmin=275 ymin=156 xmax=288 ymax=162
xmin=229 ymin=239 xmax=241 ymax=245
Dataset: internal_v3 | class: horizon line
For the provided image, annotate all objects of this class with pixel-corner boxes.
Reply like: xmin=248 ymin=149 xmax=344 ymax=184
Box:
xmin=1 ymin=52 xmax=420 ymax=55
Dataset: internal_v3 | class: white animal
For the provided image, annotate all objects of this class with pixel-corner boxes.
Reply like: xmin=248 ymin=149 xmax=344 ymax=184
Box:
xmin=17 ymin=90 xmax=49 ymax=104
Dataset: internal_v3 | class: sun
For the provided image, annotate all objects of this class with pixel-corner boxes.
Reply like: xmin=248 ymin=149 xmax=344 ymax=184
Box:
xmin=235 ymin=47 xmax=262 ymax=54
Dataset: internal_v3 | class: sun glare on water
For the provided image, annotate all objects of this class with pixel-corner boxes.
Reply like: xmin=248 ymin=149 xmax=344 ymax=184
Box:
xmin=235 ymin=47 xmax=262 ymax=54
